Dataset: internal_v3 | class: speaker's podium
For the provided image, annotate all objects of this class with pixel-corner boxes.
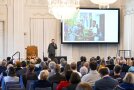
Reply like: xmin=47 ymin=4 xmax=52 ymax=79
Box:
xmin=55 ymin=56 xmax=67 ymax=64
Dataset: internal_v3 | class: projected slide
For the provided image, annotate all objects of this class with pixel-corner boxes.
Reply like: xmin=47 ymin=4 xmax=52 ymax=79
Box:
xmin=62 ymin=9 xmax=119 ymax=43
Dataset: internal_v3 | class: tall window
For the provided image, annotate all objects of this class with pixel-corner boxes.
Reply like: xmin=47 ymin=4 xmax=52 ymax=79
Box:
xmin=0 ymin=21 xmax=4 ymax=60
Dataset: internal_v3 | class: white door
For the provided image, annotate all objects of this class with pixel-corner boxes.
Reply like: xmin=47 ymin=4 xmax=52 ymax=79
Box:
xmin=0 ymin=22 xmax=4 ymax=60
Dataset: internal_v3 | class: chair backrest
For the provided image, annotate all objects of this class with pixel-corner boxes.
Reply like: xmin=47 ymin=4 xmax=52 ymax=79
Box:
xmin=35 ymin=87 xmax=51 ymax=90
xmin=26 ymin=80 xmax=36 ymax=90
xmin=6 ymin=84 xmax=21 ymax=90
xmin=53 ymin=83 xmax=58 ymax=90
xmin=8 ymin=88 xmax=25 ymax=90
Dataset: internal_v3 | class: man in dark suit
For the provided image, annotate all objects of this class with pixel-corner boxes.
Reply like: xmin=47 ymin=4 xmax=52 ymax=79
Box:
xmin=48 ymin=39 xmax=57 ymax=59
xmin=95 ymin=67 xmax=118 ymax=90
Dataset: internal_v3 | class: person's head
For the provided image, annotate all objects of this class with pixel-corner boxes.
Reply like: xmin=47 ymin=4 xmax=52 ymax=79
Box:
xmin=51 ymin=39 xmax=55 ymax=43
xmin=92 ymin=20 xmax=96 ymax=27
xmin=100 ymin=59 xmax=106 ymax=66
xmin=7 ymin=64 xmax=13 ymax=70
xmin=70 ymin=72 xmax=81 ymax=84
xmin=49 ymin=61 xmax=56 ymax=70
xmin=114 ymin=65 xmax=122 ymax=74
xmin=28 ymin=64 xmax=35 ymax=72
xmin=99 ymin=67 xmax=110 ymax=77
xmin=7 ymin=67 xmax=16 ymax=76
xmin=83 ymin=62 xmax=89 ymax=69
xmin=40 ymin=62 xmax=47 ymax=70
xmin=40 ymin=70 xmax=49 ymax=80
xmin=76 ymin=82 xmax=93 ymax=90
xmin=109 ymin=58 xmax=114 ymax=65
xmin=70 ymin=62 xmax=77 ymax=70
xmin=90 ymin=61 xmax=97 ymax=70
xmin=54 ymin=64 xmax=61 ymax=73
xmin=36 ymin=58 xmax=41 ymax=64
xmin=123 ymin=72 xmax=134 ymax=84
xmin=80 ymin=56 xmax=84 ymax=62
xmin=65 ymin=70 xmax=73 ymax=81
xmin=64 ymin=64 xmax=71 ymax=73
xmin=60 ymin=58 xmax=67 ymax=67
xmin=21 ymin=61 xmax=26 ymax=67
xmin=43 ymin=57 xmax=48 ymax=62
xmin=80 ymin=66 xmax=88 ymax=76
xmin=1 ymin=60 xmax=7 ymax=67
xmin=96 ymin=56 xmax=100 ymax=60
xmin=16 ymin=61 xmax=21 ymax=68
xmin=120 ymin=59 xmax=127 ymax=65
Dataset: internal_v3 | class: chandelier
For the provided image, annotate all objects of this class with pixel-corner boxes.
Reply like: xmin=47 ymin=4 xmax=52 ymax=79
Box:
xmin=90 ymin=0 xmax=117 ymax=8
xmin=48 ymin=0 xmax=80 ymax=20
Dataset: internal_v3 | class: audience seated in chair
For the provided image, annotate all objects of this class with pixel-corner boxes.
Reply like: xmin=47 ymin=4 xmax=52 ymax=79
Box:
xmin=22 ymin=64 xmax=38 ymax=87
xmin=56 ymin=70 xmax=72 ymax=90
xmin=48 ymin=64 xmax=66 ymax=84
xmin=0 ymin=60 xmax=7 ymax=74
xmin=15 ymin=61 xmax=23 ymax=76
xmin=115 ymin=72 xmax=134 ymax=90
xmin=106 ymin=58 xmax=115 ymax=70
xmin=95 ymin=67 xmax=118 ymax=90
xmin=128 ymin=60 xmax=134 ymax=72
xmin=71 ymin=62 xmax=82 ymax=77
xmin=61 ymin=64 xmax=71 ymax=76
xmin=48 ymin=61 xmax=56 ymax=78
xmin=33 ymin=70 xmax=51 ymax=90
xmin=60 ymin=58 xmax=67 ymax=73
xmin=81 ymin=61 xmax=100 ymax=86
xmin=80 ymin=66 xmax=88 ymax=77
xmin=3 ymin=67 xmax=19 ymax=83
xmin=111 ymin=65 xmax=123 ymax=83
xmin=76 ymin=82 xmax=93 ymax=90
xmin=120 ymin=59 xmax=130 ymax=73
xmin=66 ymin=72 xmax=81 ymax=90
xmin=77 ymin=56 xmax=86 ymax=72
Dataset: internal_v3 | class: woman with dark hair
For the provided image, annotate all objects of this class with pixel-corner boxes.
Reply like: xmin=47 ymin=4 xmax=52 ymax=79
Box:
xmin=56 ymin=70 xmax=73 ymax=90
xmin=66 ymin=72 xmax=81 ymax=90
xmin=22 ymin=64 xmax=38 ymax=87
xmin=61 ymin=64 xmax=71 ymax=76
xmin=3 ymin=67 xmax=19 ymax=83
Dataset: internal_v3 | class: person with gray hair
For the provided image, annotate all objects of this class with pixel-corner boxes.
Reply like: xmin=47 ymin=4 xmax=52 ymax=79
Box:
xmin=48 ymin=61 xmax=56 ymax=78
xmin=60 ymin=58 xmax=67 ymax=72
xmin=80 ymin=66 xmax=88 ymax=77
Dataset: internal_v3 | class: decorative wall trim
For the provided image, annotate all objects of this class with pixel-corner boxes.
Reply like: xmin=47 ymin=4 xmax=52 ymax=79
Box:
xmin=25 ymin=0 xmax=48 ymax=7
xmin=124 ymin=8 xmax=134 ymax=15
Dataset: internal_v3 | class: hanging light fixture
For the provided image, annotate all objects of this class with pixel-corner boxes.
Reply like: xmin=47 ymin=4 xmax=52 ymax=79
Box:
xmin=48 ymin=0 xmax=80 ymax=20
xmin=90 ymin=0 xmax=117 ymax=8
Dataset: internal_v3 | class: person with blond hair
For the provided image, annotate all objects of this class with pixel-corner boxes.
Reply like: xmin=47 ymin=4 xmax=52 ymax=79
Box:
xmin=33 ymin=70 xmax=51 ymax=89
xmin=128 ymin=60 xmax=134 ymax=72
xmin=76 ymin=82 xmax=93 ymax=90
xmin=114 ymin=72 xmax=134 ymax=90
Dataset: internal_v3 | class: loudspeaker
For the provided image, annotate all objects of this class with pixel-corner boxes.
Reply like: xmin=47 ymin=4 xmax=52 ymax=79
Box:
xmin=55 ymin=56 xmax=67 ymax=64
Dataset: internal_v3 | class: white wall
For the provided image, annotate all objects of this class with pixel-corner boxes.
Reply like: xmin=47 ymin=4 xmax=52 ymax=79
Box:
xmin=0 ymin=0 xmax=127 ymax=62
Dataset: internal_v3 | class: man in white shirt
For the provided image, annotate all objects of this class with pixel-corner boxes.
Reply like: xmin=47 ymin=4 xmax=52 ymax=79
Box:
xmin=81 ymin=61 xmax=100 ymax=86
